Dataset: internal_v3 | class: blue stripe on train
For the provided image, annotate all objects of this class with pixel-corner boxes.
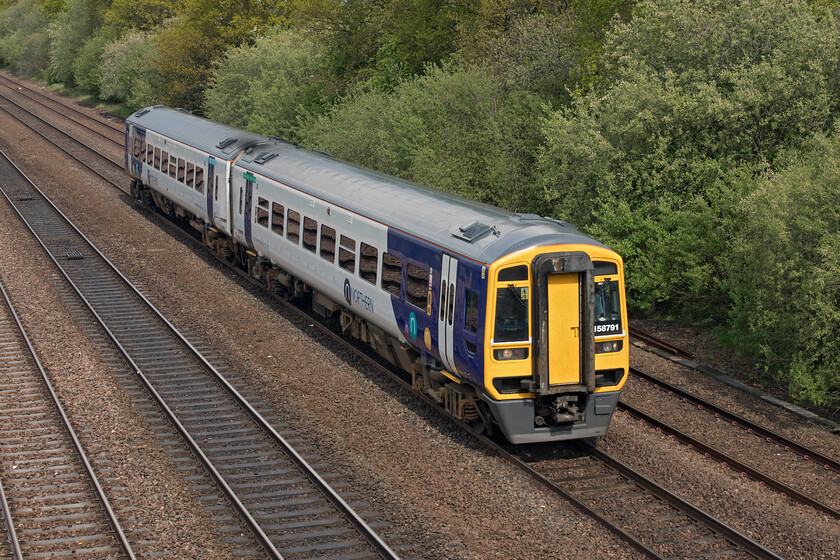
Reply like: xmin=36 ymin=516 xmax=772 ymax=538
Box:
xmin=386 ymin=228 xmax=486 ymax=387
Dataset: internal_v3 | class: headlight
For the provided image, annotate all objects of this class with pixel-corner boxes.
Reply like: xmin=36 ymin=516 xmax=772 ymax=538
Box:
xmin=595 ymin=341 xmax=623 ymax=354
xmin=493 ymin=348 xmax=529 ymax=361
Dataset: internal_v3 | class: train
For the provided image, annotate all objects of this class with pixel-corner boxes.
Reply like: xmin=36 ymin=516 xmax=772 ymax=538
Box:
xmin=125 ymin=106 xmax=629 ymax=444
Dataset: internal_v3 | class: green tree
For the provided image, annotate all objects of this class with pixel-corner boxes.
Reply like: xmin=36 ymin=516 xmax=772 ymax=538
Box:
xmin=47 ymin=0 xmax=95 ymax=85
xmin=99 ymin=30 xmax=162 ymax=108
xmin=153 ymin=0 xmax=287 ymax=110
xmin=0 ymin=0 xmax=49 ymax=77
xmin=72 ymin=31 xmax=106 ymax=92
xmin=205 ymin=29 xmax=329 ymax=138
xmin=539 ymin=0 xmax=840 ymax=316
xmin=103 ymin=0 xmax=182 ymax=34
xmin=291 ymin=0 xmax=385 ymax=84
xmin=727 ymin=132 xmax=840 ymax=407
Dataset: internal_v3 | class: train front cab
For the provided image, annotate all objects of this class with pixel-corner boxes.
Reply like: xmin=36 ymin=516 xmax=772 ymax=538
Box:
xmin=482 ymin=245 xmax=628 ymax=444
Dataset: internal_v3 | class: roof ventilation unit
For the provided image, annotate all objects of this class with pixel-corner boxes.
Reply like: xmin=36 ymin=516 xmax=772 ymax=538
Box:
xmin=453 ymin=221 xmax=495 ymax=243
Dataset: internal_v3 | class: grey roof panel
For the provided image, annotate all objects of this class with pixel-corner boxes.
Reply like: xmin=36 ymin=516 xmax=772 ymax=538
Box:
xmin=127 ymin=106 xmax=606 ymax=263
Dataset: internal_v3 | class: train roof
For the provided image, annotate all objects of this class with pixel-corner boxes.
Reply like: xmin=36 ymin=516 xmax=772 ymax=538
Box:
xmin=128 ymin=106 xmax=609 ymax=264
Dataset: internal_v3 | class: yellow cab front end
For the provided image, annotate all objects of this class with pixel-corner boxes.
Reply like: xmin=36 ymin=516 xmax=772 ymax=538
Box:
xmin=481 ymin=244 xmax=628 ymax=444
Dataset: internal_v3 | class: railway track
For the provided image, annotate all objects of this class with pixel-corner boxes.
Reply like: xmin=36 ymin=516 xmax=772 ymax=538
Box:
xmin=0 ymin=87 xmax=126 ymax=185
xmin=0 ymin=147 xmax=402 ymax=560
xmin=629 ymin=367 xmax=840 ymax=475
xmin=0 ymin=79 xmax=827 ymax=558
xmin=511 ymin=441 xmax=781 ymax=560
xmin=628 ymin=326 xmax=693 ymax=359
xmin=0 ymin=72 xmax=124 ymax=145
xmin=623 ymin=368 xmax=840 ymax=519
xmin=0 ymin=269 xmax=134 ymax=557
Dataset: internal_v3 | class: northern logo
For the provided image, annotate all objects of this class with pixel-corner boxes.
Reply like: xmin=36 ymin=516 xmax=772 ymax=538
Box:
xmin=344 ymin=279 xmax=352 ymax=306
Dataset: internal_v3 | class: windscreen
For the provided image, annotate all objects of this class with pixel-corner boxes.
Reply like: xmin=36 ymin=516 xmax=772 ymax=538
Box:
xmin=594 ymin=279 xmax=622 ymax=336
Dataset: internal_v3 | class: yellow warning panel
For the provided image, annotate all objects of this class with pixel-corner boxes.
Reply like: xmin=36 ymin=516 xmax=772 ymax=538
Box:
xmin=547 ymin=272 xmax=581 ymax=386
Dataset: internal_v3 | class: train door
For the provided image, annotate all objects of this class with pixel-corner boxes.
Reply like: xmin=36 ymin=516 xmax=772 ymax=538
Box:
xmin=206 ymin=156 xmax=216 ymax=229
xmin=533 ymin=253 xmax=595 ymax=394
xmin=547 ymin=272 xmax=582 ymax=385
xmin=128 ymin=125 xmax=145 ymax=178
xmin=243 ymin=171 xmax=256 ymax=249
xmin=438 ymin=254 xmax=459 ymax=374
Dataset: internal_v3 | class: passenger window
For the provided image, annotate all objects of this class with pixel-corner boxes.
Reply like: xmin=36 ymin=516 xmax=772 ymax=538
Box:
xmin=186 ymin=163 xmax=195 ymax=188
xmin=320 ymin=225 xmax=336 ymax=262
xmin=256 ymin=197 xmax=270 ymax=227
xmin=154 ymin=148 xmax=161 ymax=170
xmin=287 ymin=210 xmax=300 ymax=244
xmin=195 ymin=167 xmax=204 ymax=194
xmin=169 ymin=158 xmax=177 ymax=179
xmin=161 ymin=151 xmax=169 ymax=173
xmin=406 ymin=263 xmax=429 ymax=310
xmin=146 ymin=144 xmax=154 ymax=164
xmin=464 ymin=290 xmax=479 ymax=333
xmin=302 ymin=217 xmax=317 ymax=253
xmin=359 ymin=243 xmax=378 ymax=285
xmin=177 ymin=159 xmax=186 ymax=183
xmin=381 ymin=253 xmax=402 ymax=296
xmin=271 ymin=202 xmax=284 ymax=235
xmin=133 ymin=137 xmax=141 ymax=158
xmin=339 ymin=235 xmax=356 ymax=273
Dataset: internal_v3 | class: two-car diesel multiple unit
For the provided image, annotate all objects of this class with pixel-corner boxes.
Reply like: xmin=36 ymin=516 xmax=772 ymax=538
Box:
xmin=125 ymin=106 xmax=629 ymax=444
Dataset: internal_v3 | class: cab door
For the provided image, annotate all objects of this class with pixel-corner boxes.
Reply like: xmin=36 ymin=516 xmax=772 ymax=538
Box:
xmin=437 ymin=254 xmax=459 ymax=374
xmin=547 ymin=272 xmax=582 ymax=385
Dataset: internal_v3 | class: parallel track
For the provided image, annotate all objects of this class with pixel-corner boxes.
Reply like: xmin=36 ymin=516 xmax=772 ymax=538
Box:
xmin=0 ymin=269 xmax=135 ymax=558
xmin=0 ymin=82 xmax=797 ymax=559
xmin=629 ymin=367 xmax=840 ymax=475
xmin=624 ymin=368 xmax=840 ymax=520
xmin=0 ymin=72 xmax=124 ymax=145
xmin=629 ymin=326 xmax=693 ymax=359
xmin=0 ymin=148 xmax=401 ymax=560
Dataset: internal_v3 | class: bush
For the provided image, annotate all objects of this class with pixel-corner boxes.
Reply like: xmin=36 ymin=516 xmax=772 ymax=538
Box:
xmin=727 ymin=132 xmax=840 ymax=407
xmin=205 ymin=29 xmax=329 ymax=138
xmin=99 ymin=31 xmax=162 ymax=109
xmin=48 ymin=0 xmax=97 ymax=85
xmin=299 ymin=61 xmax=549 ymax=213
xmin=73 ymin=33 xmax=107 ymax=93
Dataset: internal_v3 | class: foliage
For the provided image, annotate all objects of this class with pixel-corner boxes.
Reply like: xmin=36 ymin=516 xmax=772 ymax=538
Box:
xmin=205 ymin=29 xmax=329 ymax=139
xmin=103 ymin=0 xmax=182 ymax=34
xmin=300 ymin=61 xmax=549 ymax=212
xmin=72 ymin=31 xmax=106 ymax=92
xmin=291 ymin=0 xmax=461 ymax=90
xmin=99 ymin=30 xmax=162 ymax=108
xmin=460 ymin=0 xmax=634 ymax=99
xmin=47 ymin=0 xmax=95 ymax=85
xmin=153 ymin=0 xmax=287 ymax=110
xmin=477 ymin=13 xmax=578 ymax=106
xmin=290 ymin=0 xmax=382 ymax=84
xmin=0 ymin=0 xmax=49 ymax=77
xmin=727 ymin=132 xmax=840 ymax=407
